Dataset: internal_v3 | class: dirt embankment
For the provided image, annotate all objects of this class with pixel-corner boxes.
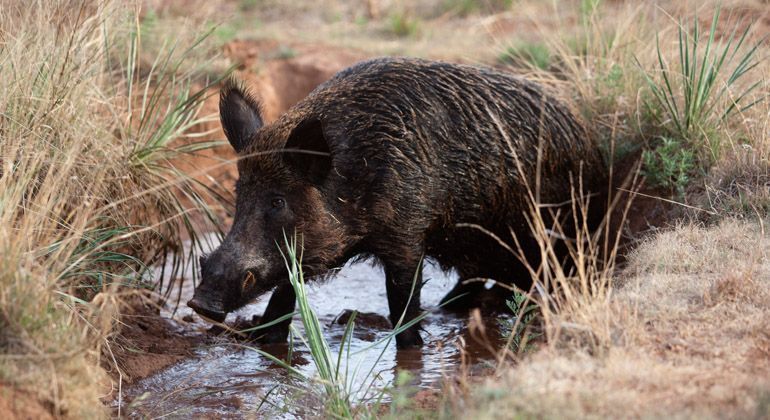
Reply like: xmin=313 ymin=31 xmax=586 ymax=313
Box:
xmin=223 ymin=39 xmax=366 ymax=123
xmin=107 ymin=301 xmax=201 ymax=383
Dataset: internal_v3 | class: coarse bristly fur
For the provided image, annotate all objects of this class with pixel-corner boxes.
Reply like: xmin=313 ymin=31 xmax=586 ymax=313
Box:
xmin=189 ymin=57 xmax=608 ymax=348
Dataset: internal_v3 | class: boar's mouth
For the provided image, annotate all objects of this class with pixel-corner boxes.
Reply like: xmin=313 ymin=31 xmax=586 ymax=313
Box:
xmin=187 ymin=296 xmax=227 ymax=323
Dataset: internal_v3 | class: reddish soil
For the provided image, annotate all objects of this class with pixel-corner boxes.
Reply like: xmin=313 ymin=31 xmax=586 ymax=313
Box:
xmin=694 ymin=2 xmax=770 ymax=44
xmin=106 ymin=300 xmax=203 ymax=385
xmin=598 ymin=181 xmax=678 ymax=281
xmin=606 ymin=152 xmax=679 ymax=256
xmin=0 ymin=384 xmax=54 ymax=420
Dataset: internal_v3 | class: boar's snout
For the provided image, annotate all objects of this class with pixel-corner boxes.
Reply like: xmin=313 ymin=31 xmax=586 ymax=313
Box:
xmin=187 ymin=254 xmax=230 ymax=323
xmin=188 ymin=245 xmax=278 ymax=323
xmin=187 ymin=295 xmax=227 ymax=323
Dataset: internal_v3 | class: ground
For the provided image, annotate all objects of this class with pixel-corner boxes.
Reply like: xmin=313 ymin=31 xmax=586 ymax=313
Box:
xmin=461 ymin=220 xmax=770 ymax=418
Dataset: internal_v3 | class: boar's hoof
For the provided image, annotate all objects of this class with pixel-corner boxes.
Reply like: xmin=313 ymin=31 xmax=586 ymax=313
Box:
xmin=395 ymin=329 xmax=424 ymax=349
xmin=254 ymin=326 xmax=291 ymax=344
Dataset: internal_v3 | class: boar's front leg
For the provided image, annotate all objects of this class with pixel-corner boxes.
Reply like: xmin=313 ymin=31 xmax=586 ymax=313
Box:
xmin=253 ymin=284 xmax=296 ymax=344
xmin=383 ymin=258 xmax=424 ymax=348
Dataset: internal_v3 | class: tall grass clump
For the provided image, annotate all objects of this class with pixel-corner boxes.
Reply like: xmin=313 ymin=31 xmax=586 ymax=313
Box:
xmin=641 ymin=9 xmax=763 ymax=154
xmin=388 ymin=10 xmax=420 ymax=38
xmin=498 ymin=41 xmax=552 ymax=70
xmin=0 ymin=1 xmax=224 ymax=416
xmin=510 ymin=1 xmax=657 ymax=165
xmin=500 ymin=180 xmax=633 ymax=357
xmin=513 ymin=1 xmax=764 ymax=197
xmin=444 ymin=0 xmax=512 ymax=16
xmin=280 ymin=234 xmax=356 ymax=417
xmin=241 ymin=234 xmax=428 ymax=417
xmin=639 ymin=8 xmax=765 ymax=192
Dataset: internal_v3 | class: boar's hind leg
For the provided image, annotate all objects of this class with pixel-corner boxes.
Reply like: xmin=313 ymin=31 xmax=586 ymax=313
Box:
xmin=253 ymin=284 xmax=296 ymax=344
xmin=384 ymin=259 xmax=424 ymax=348
xmin=439 ymin=280 xmax=485 ymax=311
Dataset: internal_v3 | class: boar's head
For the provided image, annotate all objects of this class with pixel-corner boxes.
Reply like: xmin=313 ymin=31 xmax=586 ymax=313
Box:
xmin=188 ymin=81 xmax=347 ymax=322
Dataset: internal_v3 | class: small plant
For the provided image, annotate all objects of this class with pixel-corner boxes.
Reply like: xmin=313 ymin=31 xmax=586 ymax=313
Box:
xmin=388 ymin=11 xmax=420 ymax=38
xmin=499 ymin=42 xmax=552 ymax=70
xmin=354 ymin=16 xmax=369 ymax=27
xmin=579 ymin=0 xmax=602 ymax=23
xmin=505 ymin=290 xmax=542 ymax=353
xmin=213 ymin=17 xmax=258 ymax=44
xmin=642 ymin=137 xmax=697 ymax=196
xmin=271 ymin=45 xmax=297 ymax=60
xmin=445 ymin=0 xmax=513 ymax=16
xmin=239 ymin=0 xmax=260 ymax=12
xmin=214 ymin=23 xmax=240 ymax=43
xmin=243 ymin=234 xmax=429 ymax=417
xmin=639 ymin=8 xmax=764 ymax=157
xmin=387 ymin=370 xmax=417 ymax=415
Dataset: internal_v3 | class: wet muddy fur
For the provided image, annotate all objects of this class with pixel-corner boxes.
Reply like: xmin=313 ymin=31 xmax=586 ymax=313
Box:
xmin=189 ymin=57 xmax=607 ymax=348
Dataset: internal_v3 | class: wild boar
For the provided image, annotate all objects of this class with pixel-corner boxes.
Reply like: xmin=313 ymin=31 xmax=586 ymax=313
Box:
xmin=187 ymin=57 xmax=606 ymax=348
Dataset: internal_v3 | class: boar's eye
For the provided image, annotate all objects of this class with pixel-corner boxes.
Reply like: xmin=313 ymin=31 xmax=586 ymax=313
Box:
xmin=271 ymin=197 xmax=286 ymax=210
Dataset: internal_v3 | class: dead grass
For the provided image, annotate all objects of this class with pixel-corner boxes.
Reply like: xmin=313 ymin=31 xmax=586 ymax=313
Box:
xmin=0 ymin=1 xmax=224 ymax=417
xmin=459 ymin=219 xmax=770 ymax=419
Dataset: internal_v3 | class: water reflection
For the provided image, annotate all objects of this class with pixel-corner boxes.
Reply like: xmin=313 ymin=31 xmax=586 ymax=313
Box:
xmin=118 ymin=235 xmax=507 ymax=418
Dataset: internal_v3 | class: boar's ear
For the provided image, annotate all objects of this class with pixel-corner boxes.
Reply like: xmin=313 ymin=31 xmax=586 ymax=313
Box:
xmin=283 ymin=118 xmax=332 ymax=185
xmin=219 ymin=79 xmax=263 ymax=153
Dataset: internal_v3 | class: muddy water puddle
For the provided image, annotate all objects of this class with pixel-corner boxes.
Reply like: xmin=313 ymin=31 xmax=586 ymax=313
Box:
xmin=117 ymin=236 xmax=508 ymax=418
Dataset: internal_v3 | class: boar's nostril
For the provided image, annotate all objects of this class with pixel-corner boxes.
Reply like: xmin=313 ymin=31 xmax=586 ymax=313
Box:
xmin=187 ymin=297 xmax=227 ymax=323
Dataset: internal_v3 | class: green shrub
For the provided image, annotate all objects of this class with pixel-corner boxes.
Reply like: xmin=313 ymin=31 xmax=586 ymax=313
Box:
xmin=506 ymin=290 xmax=541 ymax=353
xmin=642 ymin=137 xmax=698 ymax=196
xmin=445 ymin=0 xmax=513 ymax=16
xmin=388 ymin=11 xmax=420 ymax=38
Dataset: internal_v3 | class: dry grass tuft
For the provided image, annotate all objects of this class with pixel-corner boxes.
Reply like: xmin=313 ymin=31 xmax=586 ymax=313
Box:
xmin=0 ymin=1 xmax=224 ymax=416
xmin=462 ymin=219 xmax=770 ymax=419
xmin=703 ymin=271 xmax=760 ymax=306
xmin=700 ymin=146 xmax=770 ymax=219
